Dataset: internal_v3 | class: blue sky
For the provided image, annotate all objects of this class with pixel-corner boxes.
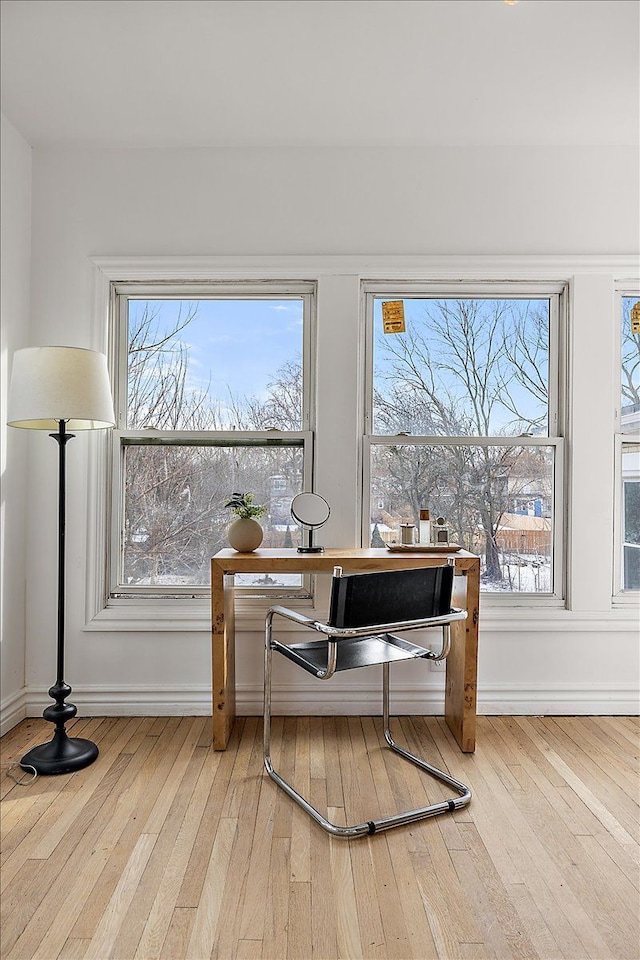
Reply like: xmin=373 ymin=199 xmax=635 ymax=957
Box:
xmin=129 ymin=297 xmax=303 ymax=405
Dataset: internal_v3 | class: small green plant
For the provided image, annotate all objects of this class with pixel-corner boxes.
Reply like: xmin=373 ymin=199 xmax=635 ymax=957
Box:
xmin=224 ymin=492 xmax=266 ymax=520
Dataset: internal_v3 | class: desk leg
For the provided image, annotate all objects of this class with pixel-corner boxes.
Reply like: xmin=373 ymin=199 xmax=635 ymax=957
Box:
xmin=445 ymin=564 xmax=479 ymax=752
xmin=211 ymin=570 xmax=236 ymax=749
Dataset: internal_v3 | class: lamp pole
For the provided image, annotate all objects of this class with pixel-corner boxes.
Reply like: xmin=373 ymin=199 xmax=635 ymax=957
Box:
xmin=55 ymin=420 xmax=70 ymax=684
xmin=20 ymin=420 xmax=99 ymax=775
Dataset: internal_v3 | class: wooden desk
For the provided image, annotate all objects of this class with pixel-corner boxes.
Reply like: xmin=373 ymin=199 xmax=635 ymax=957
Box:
xmin=211 ymin=548 xmax=480 ymax=752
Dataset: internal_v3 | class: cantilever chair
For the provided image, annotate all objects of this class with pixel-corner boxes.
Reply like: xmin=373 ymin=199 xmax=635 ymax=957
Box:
xmin=263 ymin=562 xmax=471 ymax=839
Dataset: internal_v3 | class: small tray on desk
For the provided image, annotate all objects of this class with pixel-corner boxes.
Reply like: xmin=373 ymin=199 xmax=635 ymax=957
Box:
xmin=386 ymin=543 xmax=462 ymax=553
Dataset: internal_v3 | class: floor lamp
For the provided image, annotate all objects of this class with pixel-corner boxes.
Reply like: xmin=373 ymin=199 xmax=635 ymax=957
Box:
xmin=7 ymin=346 xmax=115 ymax=775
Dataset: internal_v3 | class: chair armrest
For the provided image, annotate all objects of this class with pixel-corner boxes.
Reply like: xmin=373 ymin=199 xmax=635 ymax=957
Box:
xmin=316 ymin=607 xmax=468 ymax=639
xmin=267 ymin=605 xmax=467 ymax=639
xmin=267 ymin=605 xmax=326 ymax=632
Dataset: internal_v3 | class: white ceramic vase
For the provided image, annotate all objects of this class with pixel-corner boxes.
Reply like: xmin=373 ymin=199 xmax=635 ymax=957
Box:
xmin=227 ymin=517 xmax=264 ymax=552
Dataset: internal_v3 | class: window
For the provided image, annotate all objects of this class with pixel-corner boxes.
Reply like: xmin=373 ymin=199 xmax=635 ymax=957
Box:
xmin=109 ymin=283 xmax=314 ymax=597
xmin=616 ymin=292 xmax=640 ymax=594
xmin=363 ymin=283 xmax=565 ymax=599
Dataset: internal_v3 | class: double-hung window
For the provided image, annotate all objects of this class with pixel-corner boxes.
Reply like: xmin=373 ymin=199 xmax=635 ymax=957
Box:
xmin=109 ymin=282 xmax=314 ymax=598
xmin=615 ymin=289 xmax=640 ymax=595
xmin=363 ymin=282 xmax=566 ymax=601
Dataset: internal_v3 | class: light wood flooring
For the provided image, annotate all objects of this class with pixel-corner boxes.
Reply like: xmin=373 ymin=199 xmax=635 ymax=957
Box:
xmin=1 ymin=714 xmax=638 ymax=960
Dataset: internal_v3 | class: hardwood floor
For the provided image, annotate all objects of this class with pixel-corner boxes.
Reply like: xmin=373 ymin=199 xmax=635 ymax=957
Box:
xmin=1 ymin=714 xmax=638 ymax=960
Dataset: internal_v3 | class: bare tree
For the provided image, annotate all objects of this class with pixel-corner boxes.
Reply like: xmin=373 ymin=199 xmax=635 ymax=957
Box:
xmin=245 ymin=357 xmax=303 ymax=430
xmin=501 ymin=303 xmax=549 ymax=432
xmin=128 ymin=301 xmax=209 ymax=429
xmin=373 ymin=299 xmax=550 ymax=582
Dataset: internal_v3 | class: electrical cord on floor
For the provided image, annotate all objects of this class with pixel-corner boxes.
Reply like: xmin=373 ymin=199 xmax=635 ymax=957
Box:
xmin=1 ymin=762 xmax=37 ymax=785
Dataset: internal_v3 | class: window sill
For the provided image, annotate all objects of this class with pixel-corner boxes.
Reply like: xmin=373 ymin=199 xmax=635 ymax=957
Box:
xmin=83 ymin=596 xmax=640 ymax=634
xmin=84 ymin=595 xmax=318 ymax=632
xmin=481 ymin=606 xmax=640 ymax=632
xmin=612 ymin=591 xmax=640 ymax=610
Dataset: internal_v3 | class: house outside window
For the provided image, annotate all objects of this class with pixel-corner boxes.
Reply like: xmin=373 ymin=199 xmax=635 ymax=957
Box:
xmin=363 ymin=283 xmax=565 ymax=599
xmin=109 ymin=282 xmax=314 ymax=597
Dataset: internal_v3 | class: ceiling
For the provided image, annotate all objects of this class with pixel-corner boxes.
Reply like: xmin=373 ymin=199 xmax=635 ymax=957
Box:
xmin=1 ymin=0 xmax=638 ymax=148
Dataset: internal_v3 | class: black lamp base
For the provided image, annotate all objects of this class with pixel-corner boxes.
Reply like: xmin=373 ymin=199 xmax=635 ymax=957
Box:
xmin=21 ymin=731 xmax=99 ymax=776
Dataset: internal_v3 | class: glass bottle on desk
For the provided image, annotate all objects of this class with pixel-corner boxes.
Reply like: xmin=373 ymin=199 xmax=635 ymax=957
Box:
xmin=419 ymin=509 xmax=431 ymax=544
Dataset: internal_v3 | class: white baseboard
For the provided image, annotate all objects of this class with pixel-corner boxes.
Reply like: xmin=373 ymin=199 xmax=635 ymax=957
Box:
xmin=0 ymin=688 xmax=27 ymax=736
xmin=12 ymin=682 xmax=639 ymax=725
xmin=476 ymin=683 xmax=640 ymax=716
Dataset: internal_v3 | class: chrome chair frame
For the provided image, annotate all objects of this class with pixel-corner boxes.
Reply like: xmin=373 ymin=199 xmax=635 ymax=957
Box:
xmin=263 ymin=568 xmax=472 ymax=839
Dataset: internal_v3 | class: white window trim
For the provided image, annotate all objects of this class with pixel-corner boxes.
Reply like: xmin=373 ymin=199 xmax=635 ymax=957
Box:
xmin=84 ymin=254 xmax=639 ymax=631
xmin=108 ymin=280 xmax=315 ymax=600
xmin=112 ymin=279 xmax=316 ymax=430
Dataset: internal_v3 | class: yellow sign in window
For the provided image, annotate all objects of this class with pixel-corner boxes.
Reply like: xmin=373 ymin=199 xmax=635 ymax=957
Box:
xmin=381 ymin=301 xmax=406 ymax=334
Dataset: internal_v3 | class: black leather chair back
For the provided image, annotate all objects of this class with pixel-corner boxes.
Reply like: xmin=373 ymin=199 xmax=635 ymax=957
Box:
xmin=328 ymin=565 xmax=454 ymax=629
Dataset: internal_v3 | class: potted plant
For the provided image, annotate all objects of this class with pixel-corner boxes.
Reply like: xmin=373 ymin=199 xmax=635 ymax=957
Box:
xmin=224 ymin=492 xmax=266 ymax=552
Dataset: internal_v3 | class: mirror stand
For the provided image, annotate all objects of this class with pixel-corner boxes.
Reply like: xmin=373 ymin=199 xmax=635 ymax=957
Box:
xmin=298 ymin=528 xmax=324 ymax=554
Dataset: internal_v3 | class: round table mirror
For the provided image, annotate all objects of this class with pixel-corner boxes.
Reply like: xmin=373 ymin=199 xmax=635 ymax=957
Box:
xmin=291 ymin=492 xmax=330 ymax=553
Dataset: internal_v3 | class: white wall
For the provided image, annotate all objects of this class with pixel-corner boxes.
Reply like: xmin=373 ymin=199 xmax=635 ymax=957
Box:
xmin=30 ymin=145 xmax=639 ymax=257
xmin=1 ymin=115 xmax=31 ymax=733
xmin=5 ymin=143 xmax=639 ymax=729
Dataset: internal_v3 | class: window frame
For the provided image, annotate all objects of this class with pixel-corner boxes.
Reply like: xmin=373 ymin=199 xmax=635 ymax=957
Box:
xmin=361 ymin=280 xmax=567 ymax=606
xmin=108 ymin=280 xmax=316 ymax=600
xmin=613 ymin=286 xmax=640 ymax=603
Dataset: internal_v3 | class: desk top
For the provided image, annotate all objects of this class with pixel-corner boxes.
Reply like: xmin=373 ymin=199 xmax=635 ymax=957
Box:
xmin=212 ymin=547 xmax=479 ymax=574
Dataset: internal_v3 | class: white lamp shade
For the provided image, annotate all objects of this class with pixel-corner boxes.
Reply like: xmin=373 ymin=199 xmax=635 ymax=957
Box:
xmin=7 ymin=346 xmax=116 ymax=430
